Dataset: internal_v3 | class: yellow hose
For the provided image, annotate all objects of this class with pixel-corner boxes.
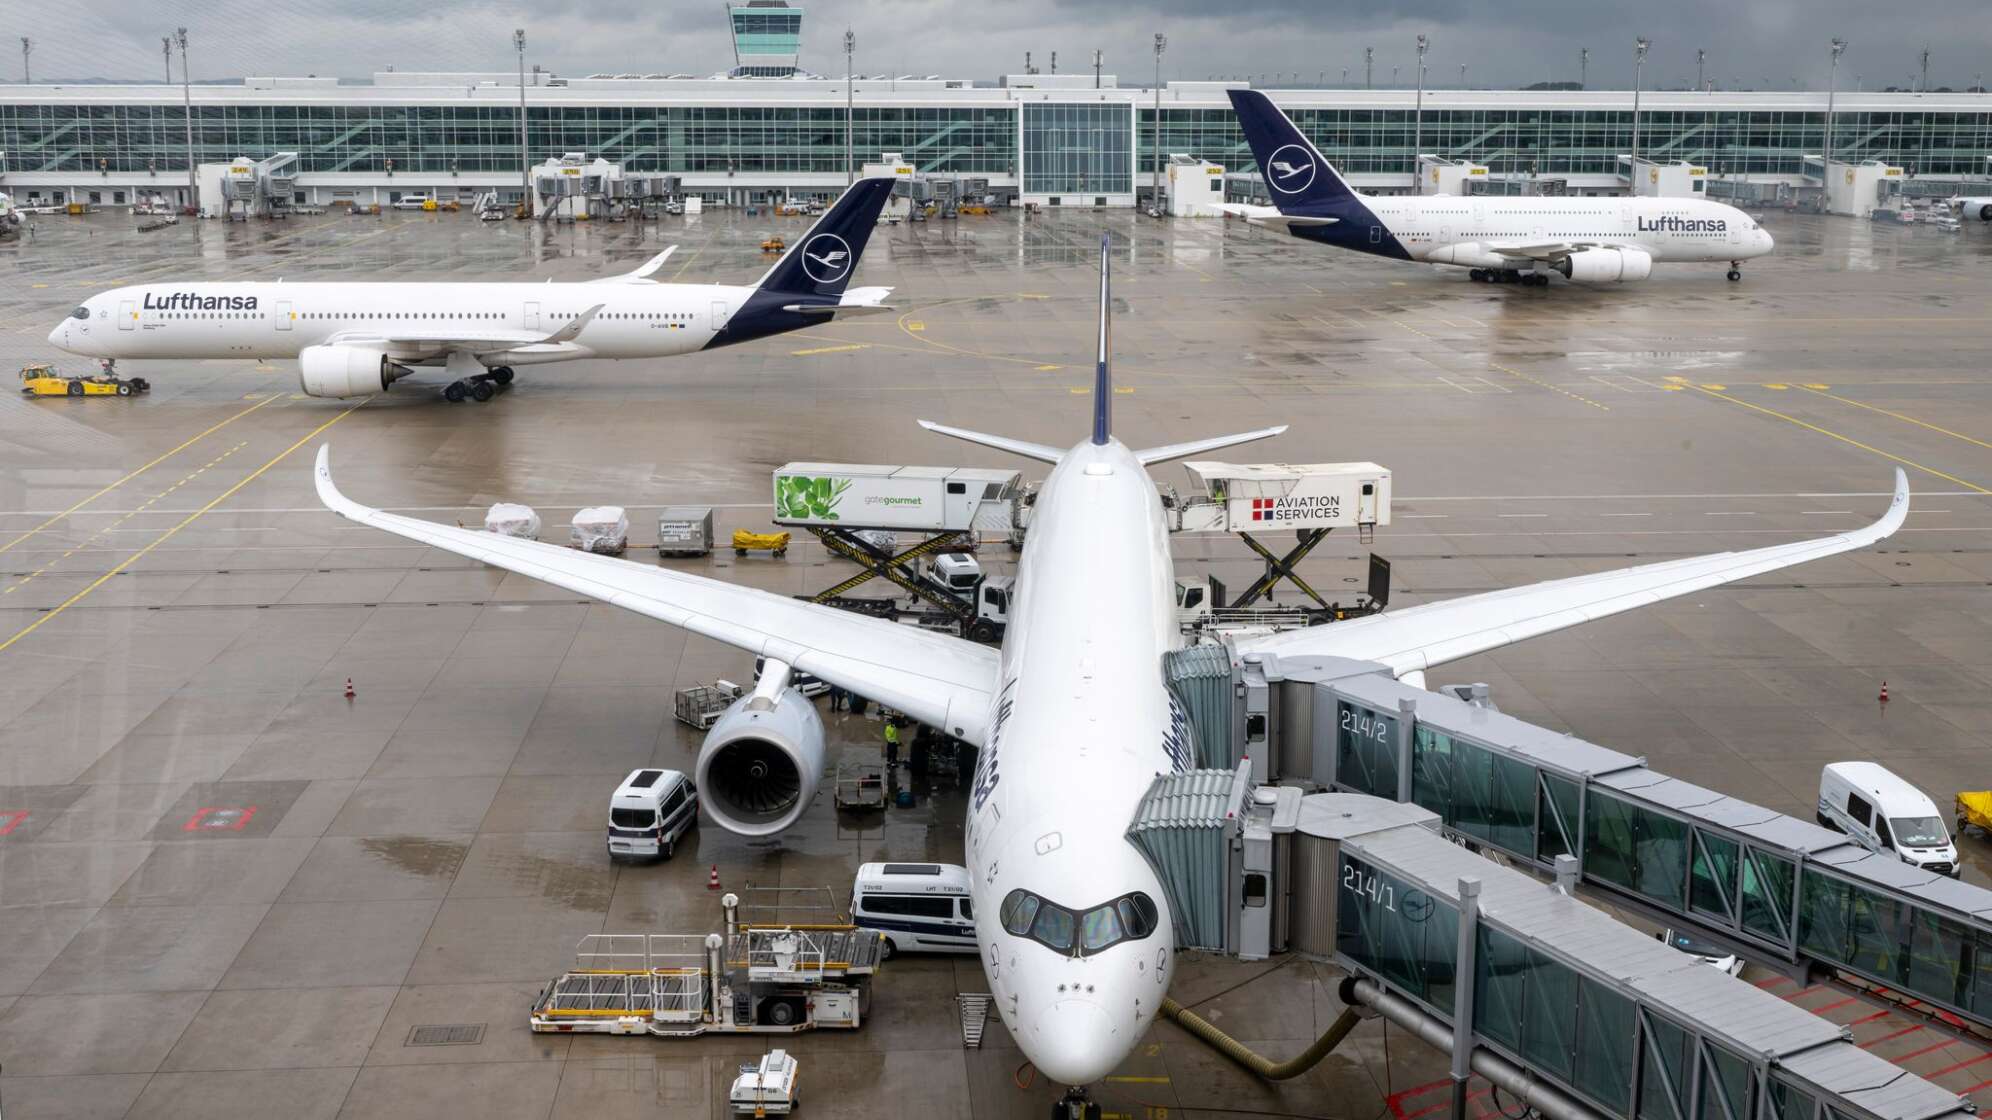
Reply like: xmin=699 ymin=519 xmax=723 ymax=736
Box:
xmin=1159 ymin=997 xmax=1364 ymax=1081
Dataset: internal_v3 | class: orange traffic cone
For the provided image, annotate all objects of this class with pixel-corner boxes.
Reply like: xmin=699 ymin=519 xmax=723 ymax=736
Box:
xmin=1878 ymin=681 xmax=1889 ymax=703
xmin=344 ymin=677 xmax=355 ymax=700
xmin=707 ymin=865 xmax=721 ymax=891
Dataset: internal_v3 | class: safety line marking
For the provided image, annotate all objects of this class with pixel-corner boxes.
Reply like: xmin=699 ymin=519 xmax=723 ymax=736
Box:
xmin=1800 ymin=386 xmax=1992 ymax=452
xmin=1691 ymin=386 xmax=1992 ymax=494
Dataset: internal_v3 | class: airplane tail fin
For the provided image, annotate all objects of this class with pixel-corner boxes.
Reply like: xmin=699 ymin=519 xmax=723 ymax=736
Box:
xmin=753 ymin=177 xmax=897 ymax=298
xmin=1092 ymin=233 xmax=1113 ymax=446
xmin=1226 ymin=88 xmax=1361 ymax=212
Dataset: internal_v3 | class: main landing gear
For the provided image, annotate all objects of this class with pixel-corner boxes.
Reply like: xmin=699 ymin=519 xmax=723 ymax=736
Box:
xmin=1052 ymin=1088 xmax=1102 ymax=1120
xmin=1469 ymin=269 xmax=1550 ymax=287
xmin=1726 ymin=261 xmax=1743 ymax=282
xmin=443 ymin=366 xmax=515 ymax=403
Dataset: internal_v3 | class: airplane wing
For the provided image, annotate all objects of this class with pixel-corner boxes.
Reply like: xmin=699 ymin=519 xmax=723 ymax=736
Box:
xmin=1488 ymin=242 xmax=1599 ymax=261
xmin=327 ymin=304 xmax=608 ymax=358
xmin=1234 ymin=470 xmax=1909 ymax=676
xmin=780 ymin=285 xmax=897 ymax=317
xmin=313 ymin=446 xmax=1002 ymax=743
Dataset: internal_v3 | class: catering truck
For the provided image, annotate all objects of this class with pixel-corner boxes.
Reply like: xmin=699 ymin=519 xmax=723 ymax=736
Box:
xmin=771 ymin=463 xmax=1024 ymax=536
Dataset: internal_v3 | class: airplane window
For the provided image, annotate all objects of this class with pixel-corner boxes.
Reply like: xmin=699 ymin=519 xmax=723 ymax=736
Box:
xmin=1030 ymin=903 xmax=1075 ymax=951
xmin=1000 ymin=889 xmax=1040 ymax=936
xmin=1117 ymin=894 xmax=1158 ymax=938
xmin=1079 ymin=905 xmax=1124 ymax=952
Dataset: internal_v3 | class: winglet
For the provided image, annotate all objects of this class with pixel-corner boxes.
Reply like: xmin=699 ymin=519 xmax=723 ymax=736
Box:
xmin=544 ymin=304 xmax=605 ymax=344
xmin=1093 ymin=233 xmax=1112 ymax=446
xmin=1872 ymin=467 xmax=1911 ymax=541
xmin=314 ymin=445 xmax=367 ymax=522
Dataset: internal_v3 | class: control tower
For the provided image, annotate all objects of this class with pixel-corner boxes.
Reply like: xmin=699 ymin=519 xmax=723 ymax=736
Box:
xmin=725 ymin=1 xmax=804 ymax=78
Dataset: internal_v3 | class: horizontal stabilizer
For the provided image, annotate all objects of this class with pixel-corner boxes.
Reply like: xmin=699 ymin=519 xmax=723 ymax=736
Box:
xmin=781 ymin=287 xmax=897 ymax=317
xmin=1217 ymin=205 xmax=1338 ymax=232
xmin=1134 ymin=426 xmax=1287 ymax=466
xmin=917 ymin=420 xmax=1064 ymax=465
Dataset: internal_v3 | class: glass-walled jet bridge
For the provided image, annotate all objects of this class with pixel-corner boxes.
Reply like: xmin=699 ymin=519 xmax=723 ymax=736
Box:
xmin=1166 ymin=650 xmax=1992 ymax=1037
xmin=1296 ymin=791 xmax=1973 ymax=1120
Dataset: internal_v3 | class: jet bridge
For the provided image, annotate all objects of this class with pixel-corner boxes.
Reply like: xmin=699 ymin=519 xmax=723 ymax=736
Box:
xmin=1159 ymin=646 xmax=1992 ymax=1040
xmin=200 ymin=153 xmax=298 ymax=220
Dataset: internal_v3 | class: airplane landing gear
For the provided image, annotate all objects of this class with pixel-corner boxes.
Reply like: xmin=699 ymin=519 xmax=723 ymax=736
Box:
xmin=1726 ymin=262 xmax=1743 ymax=282
xmin=443 ymin=367 xmax=515 ymax=403
xmin=1052 ymin=1088 xmax=1102 ymax=1120
xmin=1469 ymin=268 xmax=1488 ymax=282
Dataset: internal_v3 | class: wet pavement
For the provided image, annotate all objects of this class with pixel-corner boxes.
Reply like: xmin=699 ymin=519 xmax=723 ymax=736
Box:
xmin=1 ymin=203 xmax=1991 ymax=1118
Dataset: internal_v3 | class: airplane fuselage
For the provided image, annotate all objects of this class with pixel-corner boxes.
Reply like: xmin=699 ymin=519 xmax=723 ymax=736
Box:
xmin=1290 ymin=193 xmax=1774 ymax=266
xmin=965 ymin=435 xmax=1186 ymax=1087
xmin=49 ymin=280 xmax=755 ymax=366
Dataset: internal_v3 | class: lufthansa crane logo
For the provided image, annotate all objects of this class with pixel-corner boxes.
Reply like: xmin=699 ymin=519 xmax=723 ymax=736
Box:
xmin=1265 ymin=143 xmax=1316 ymax=195
xmin=800 ymin=233 xmax=853 ymax=285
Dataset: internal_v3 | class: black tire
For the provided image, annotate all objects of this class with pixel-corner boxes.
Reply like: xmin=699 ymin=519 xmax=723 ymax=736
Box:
xmin=444 ymin=382 xmax=467 ymax=403
xmin=660 ymin=836 xmax=674 ymax=861
xmin=131 ymin=379 xmax=149 ymax=393
xmin=879 ymin=937 xmax=898 ymax=961
xmin=493 ymin=367 xmax=515 ymax=385
xmin=734 ymin=548 xmax=747 ymax=556
xmin=471 ymin=380 xmax=495 ymax=402
xmin=1979 ymin=203 xmax=1992 ymax=222
xmin=66 ymin=381 xmax=83 ymax=396
xmin=1727 ymin=269 xmax=1742 ymax=282
xmin=968 ymin=620 xmax=998 ymax=643
xmin=764 ymin=999 xmax=798 ymax=1027
xmin=116 ymin=382 xmax=132 ymax=396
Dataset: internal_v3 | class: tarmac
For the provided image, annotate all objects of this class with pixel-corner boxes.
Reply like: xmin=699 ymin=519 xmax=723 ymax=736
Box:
xmin=1 ymin=201 xmax=1991 ymax=1119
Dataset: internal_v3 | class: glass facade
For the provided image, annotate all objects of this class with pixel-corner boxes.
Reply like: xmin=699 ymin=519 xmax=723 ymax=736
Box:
xmin=1139 ymin=106 xmax=1992 ymax=177
xmin=1337 ymin=701 xmax=1399 ymax=799
xmin=1021 ymin=102 xmax=1131 ymax=196
xmin=1337 ymin=853 xmax=1458 ymax=1013
xmin=1473 ymin=924 xmax=1636 ymax=1115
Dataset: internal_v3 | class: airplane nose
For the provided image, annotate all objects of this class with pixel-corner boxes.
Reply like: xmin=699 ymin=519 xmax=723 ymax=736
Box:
xmin=1759 ymin=229 xmax=1775 ymax=254
xmin=47 ymin=323 xmax=67 ymax=351
xmin=1027 ymin=1001 xmax=1121 ymax=1086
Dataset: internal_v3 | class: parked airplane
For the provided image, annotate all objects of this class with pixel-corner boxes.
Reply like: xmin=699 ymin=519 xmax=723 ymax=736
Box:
xmin=1223 ymin=88 xmax=1776 ymax=285
xmin=314 ymin=237 xmax=1904 ymax=1116
xmin=1948 ymin=196 xmax=1992 ymax=221
xmin=48 ymin=176 xmax=897 ymax=402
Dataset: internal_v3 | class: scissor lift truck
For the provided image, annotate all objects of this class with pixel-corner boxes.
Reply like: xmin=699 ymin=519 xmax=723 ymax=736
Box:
xmin=1167 ymin=461 xmax=1393 ymax=612
xmin=531 ymin=923 xmax=884 ymax=1038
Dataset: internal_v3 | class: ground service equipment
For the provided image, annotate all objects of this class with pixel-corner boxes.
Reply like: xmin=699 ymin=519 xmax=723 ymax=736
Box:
xmin=1169 ymin=461 xmax=1392 ymax=608
xmin=657 ymin=507 xmax=715 ymax=558
xmin=19 ymin=362 xmax=149 ymax=397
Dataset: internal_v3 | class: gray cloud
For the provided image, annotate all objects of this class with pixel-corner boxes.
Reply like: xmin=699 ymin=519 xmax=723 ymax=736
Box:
xmin=13 ymin=0 xmax=1992 ymax=91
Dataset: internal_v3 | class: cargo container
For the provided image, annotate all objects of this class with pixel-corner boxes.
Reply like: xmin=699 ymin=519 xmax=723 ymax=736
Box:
xmin=772 ymin=463 xmax=1022 ymax=533
xmin=657 ymin=506 xmax=715 ymax=558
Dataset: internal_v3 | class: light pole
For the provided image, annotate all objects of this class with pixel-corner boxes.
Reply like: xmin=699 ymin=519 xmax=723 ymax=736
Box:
xmin=1631 ymin=37 xmax=1648 ymax=162
xmin=514 ymin=30 xmax=530 ymax=209
xmin=1364 ymin=46 xmax=1373 ymax=90
xmin=1459 ymin=63 xmax=1467 ymax=89
xmin=163 ymin=37 xmax=172 ymax=85
xmin=1580 ymin=47 xmax=1588 ymax=89
xmin=1826 ymin=38 xmax=1846 ymax=166
xmin=1413 ymin=34 xmax=1427 ymax=190
xmin=19 ymin=37 xmax=27 ymax=85
xmin=177 ymin=28 xmax=195 ymax=212
xmin=844 ymin=30 xmax=855 ymax=186
xmin=1093 ymin=50 xmax=1102 ymax=90
xmin=1697 ymin=49 xmax=1705 ymax=91
xmin=1341 ymin=67 xmax=1349 ymax=87
xmin=1919 ymin=47 xmax=1929 ymax=92
xmin=1152 ymin=33 xmax=1166 ymax=212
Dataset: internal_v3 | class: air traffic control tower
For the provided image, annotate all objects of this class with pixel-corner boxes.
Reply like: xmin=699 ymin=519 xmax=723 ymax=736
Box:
xmin=725 ymin=1 xmax=804 ymax=78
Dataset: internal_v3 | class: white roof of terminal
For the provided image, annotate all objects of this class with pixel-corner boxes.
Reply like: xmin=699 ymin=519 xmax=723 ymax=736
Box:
xmin=1 ymin=78 xmax=1986 ymax=114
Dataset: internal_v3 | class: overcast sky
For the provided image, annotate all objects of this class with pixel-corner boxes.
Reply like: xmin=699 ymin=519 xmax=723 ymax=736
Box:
xmin=14 ymin=0 xmax=1992 ymax=91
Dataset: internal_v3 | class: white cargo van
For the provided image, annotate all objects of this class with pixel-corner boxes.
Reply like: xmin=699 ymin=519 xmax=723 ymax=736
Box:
xmin=606 ymin=768 xmax=699 ymax=861
xmin=849 ymin=862 xmax=975 ymax=957
xmin=1817 ymin=762 xmax=1959 ymax=877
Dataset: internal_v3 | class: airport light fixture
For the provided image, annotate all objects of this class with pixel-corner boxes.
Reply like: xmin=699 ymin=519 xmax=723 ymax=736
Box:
xmin=1631 ymin=37 xmax=1649 ymax=161
xmin=1413 ymin=34 xmax=1427 ymax=191
xmin=178 ymin=28 xmax=194 ymax=212
xmin=515 ymin=30 xmax=529 ymax=206
xmin=844 ymin=30 xmax=855 ymax=186
xmin=1579 ymin=47 xmax=1588 ymax=89
xmin=1364 ymin=46 xmax=1372 ymax=90
xmin=163 ymin=37 xmax=172 ymax=86
xmin=1697 ymin=48 xmax=1706 ymax=91
xmin=1152 ymin=33 xmax=1166 ymax=213
xmin=1827 ymin=39 xmax=1847 ymax=166
xmin=19 ymin=37 xmax=27 ymax=85
xmin=1093 ymin=49 xmax=1102 ymax=89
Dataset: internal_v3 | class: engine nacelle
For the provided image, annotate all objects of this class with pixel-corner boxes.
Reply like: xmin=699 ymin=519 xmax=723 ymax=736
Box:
xmin=298 ymin=344 xmax=410 ymax=399
xmin=696 ymin=689 xmax=825 ymax=836
xmin=1556 ymin=247 xmax=1653 ymax=283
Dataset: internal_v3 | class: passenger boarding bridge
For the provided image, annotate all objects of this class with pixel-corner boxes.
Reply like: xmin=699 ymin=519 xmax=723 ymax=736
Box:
xmin=1157 ymin=650 xmax=1992 ymax=1041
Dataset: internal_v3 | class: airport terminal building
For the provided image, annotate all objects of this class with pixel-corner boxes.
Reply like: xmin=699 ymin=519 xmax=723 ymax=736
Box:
xmin=3 ymin=72 xmax=1990 ymax=209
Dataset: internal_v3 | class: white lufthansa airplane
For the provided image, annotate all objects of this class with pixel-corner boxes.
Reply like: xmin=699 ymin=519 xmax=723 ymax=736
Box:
xmin=47 ymin=177 xmax=898 ymax=402
xmin=1223 ymin=89 xmax=1776 ymax=285
xmin=1949 ymin=196 xmax=1992 ymax=221
xmin=313 ymin=237 xmax=1905 ymax=1115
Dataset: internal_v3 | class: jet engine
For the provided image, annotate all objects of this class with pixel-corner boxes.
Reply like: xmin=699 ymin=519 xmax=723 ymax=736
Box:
xmin=298 ymin=344 xmax=412 ymax=398
xmin=696 ymin=687 xmax=825 ymax=836
xmin=1556 ymin=247 xmax=1653 ymax=283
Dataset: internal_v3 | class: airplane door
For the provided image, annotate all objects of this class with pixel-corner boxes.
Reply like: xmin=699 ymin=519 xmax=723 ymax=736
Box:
xmin=1471 ymin=198 xmax=1486 ymax=225
xmin=275 ymin=299 xmax=293 ymax=331
xmin=117 ymin=299 xmax=136 ymax=331
xmin=710 ymin=300 xmax=730 ymax=331
xmin=1358 ymin=480 xmax=1379 ymax=523
xmin=523 ymin=301 xmax=540 ymax=331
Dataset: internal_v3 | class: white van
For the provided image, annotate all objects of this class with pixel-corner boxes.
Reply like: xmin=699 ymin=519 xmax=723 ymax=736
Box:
xmin=1817 ymin=762 xmax=1959 ymax=877
xmin=850 ymin=862 xmax=976 ymax=957
xmin=606 ymin=768 xmax=699 ymax=861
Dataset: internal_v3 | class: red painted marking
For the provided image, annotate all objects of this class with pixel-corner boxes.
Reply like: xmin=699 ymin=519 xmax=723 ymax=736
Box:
xmin=1861 ymin=1024 xmax=1926 ymax=1049
xmin=1895 ymin=1038 xmax=1959 ymax=1063
xmin=1782 ymin=985 xmax=1828 ymax=1002
xmin=1813 ymin=996 xmax=1860 ymax=1013
xmin=1960 ymin=1077 xmax=1992 ymax=1096
xmin=183 ymin=805 xmax=259 ymax=832
xmin=1927 ymin=1050 xmax=1992 ymax=1078
xmin=1848 ymin=1009 xmax=1892 ymax=1026
xmin=1405 ymin=1087 xmax=1492 ymax=1120
xmin=0 ymin=810 xmax=27 ymax=836
xmin=1755 ymin=975 xmax=1794 ymax=989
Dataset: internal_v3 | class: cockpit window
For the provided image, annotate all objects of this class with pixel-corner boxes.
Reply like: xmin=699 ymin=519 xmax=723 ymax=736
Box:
xmin=70 ymin=306 xmax=90 ymax=321
xmin=1001 ymin=888 xmax=1160 ymax=957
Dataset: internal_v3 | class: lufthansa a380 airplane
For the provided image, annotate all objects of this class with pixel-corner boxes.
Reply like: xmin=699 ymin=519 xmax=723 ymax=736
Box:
xmin=47 ymin=176 xmax=897 ymax=402
xmin=1223 ymin=88 xmax=1776 ymax=286
xmin=314 ymin=238 xmax=1903 ymax=1117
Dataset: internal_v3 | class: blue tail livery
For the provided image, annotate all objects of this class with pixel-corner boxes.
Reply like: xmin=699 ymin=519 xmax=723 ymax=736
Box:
xmin=1224 ymin=88 xmax=1411 ymax=261
xmin=708 ymin=175 xmax=898 ymax=348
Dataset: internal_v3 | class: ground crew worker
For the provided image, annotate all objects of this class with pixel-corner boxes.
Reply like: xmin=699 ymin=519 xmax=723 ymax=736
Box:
xmin=883 ymin=718 xmax=901 ymax=768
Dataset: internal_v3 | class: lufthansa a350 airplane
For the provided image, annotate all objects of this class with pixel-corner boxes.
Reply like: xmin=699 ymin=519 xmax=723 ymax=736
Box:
xmin=47 ymin=176 xmax=897 ymax=402
xmin=1223 ymin=88 xmax=1776 ymax=286
xmin=314 ymin=238 xmax=1903 ymax=1117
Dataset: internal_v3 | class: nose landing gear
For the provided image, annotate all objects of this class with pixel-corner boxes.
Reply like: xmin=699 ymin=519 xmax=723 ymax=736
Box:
xmin=442 ymin=366 xmax=515 ymax=403
xmin=1053 ymin=1088 xmax=1103 ymax=1120
xmin=1727 ymin=261 xmax=1743 ymax=282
